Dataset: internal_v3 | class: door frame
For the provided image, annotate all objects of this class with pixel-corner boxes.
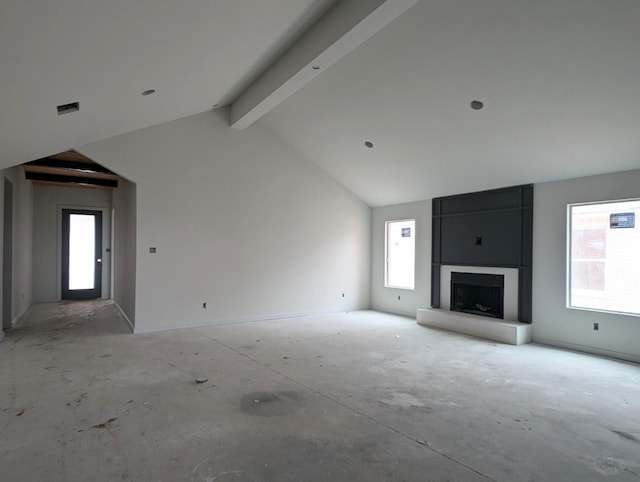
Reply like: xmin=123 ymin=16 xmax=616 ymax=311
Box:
xmin=3 ymin=178 xmax=13 ymax=329
xmin=57 ymin=205 xmax=110 ymax=300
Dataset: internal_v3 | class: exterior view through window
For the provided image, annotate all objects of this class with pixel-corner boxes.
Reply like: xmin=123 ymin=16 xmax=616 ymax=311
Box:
xmin=69 ymin=214 xmax=96 ymax=290
xmin=568 ymin=199 xmax=640 ymax=316
xmin=385 ymin=219 xmax=416 ymax=289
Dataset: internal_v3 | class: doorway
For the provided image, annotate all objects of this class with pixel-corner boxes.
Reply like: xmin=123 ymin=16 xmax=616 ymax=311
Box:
xmin=3 ymin=178 xmax=13 ymax=329
xmin=61 ymin=209 xmax=102 ymax=300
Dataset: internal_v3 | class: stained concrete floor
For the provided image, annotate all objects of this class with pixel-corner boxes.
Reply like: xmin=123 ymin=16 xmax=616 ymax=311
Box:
xmin=1 ymin=301 xmax=639 ymax=482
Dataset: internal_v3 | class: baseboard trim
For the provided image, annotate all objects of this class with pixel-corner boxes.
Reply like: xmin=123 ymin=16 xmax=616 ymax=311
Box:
xmin=114 ymin=302 xmax=135 ymax=333
xmin=1 ymin=303 xmax=33 ymax=338
xmin=371 ymin=306 xmax=417 ymax=319
xmin=133 ymin=308 xmax=364 ymax=334
xmin=11 ymin=303 xmax=33 ymax=329
xmin=533 ymin=336 xmax=640 ymax=365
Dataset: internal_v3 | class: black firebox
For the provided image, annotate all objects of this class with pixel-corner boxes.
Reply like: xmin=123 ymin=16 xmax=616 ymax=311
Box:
xmin=450 ymin=272 xmax=504 ymax=319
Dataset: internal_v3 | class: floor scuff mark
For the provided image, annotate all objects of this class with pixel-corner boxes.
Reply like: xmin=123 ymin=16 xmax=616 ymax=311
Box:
xmin=92 ymin=417 xmax=118 ymax=429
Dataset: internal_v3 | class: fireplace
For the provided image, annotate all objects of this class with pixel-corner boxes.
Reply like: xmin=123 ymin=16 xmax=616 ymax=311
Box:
xmin=450 ymin=272 xmax=504 ymax=319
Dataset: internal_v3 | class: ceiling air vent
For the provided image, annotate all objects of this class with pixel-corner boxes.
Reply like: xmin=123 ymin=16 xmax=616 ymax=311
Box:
xmin=57 ymin=101 xmax=79 ymax=115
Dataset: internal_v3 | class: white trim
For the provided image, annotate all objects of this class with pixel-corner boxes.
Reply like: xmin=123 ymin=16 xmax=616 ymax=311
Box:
xmin=10 ymin=302 xmax=32 ymax=329
xmin=533 ymin=336 xmax=640 ymax=365
xmin=566 ymin=305 xmax=640 ymax=318
xmin=384 ymin=218 xmax=416 ymax=290
xmin=566 ymin=203 xmax=572 ymax=307
xmin=114 ymin=302 xmax=134 ymax=333
xmin=133 ymin=309 xmax=352 ymax=334
xmin=110 ymin=207 xmax=115 ymax=300
xmin=440 ymin=265 xmax=519 ymax=321
xmin=566 ymin=197 xmax=640 ymax=316
xmin=568 ymin=196 xmax=640 ymax=208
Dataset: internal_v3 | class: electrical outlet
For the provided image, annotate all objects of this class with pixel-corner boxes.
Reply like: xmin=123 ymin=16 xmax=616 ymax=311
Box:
xmin=593 ymin=322 xmax=599 ymax=331
xmin=397 ymin=295 xmax=401 ymax=301
xmin=149 ymin=247 xmax=157 ymax=254
xmin=202 ymin=302 xmax=207 ymax=309
xmin=341 ymin=293 xmax=345 ymax=298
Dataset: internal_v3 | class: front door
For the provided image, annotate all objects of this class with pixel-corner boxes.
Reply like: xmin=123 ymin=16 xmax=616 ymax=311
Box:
xmin=62 ymin=209 xmax=102 ymax=300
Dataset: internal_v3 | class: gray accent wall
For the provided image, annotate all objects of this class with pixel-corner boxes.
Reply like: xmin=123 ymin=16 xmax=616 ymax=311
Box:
xmin=431 ymin=185 xmax=533 ymax=323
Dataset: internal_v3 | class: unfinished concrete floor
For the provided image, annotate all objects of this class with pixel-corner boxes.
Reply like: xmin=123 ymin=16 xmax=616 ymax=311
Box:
xmin=1 ymin=301 xmax=639 ymax=481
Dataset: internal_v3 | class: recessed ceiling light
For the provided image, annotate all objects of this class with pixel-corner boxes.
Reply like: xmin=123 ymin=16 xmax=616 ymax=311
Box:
xmin=142 ymin=89 xmax=156 ymax=96
xmin=364 ymin=141 xmax=374 ymax=148
xmin=470 ymin=100 xmax=484 ymax=110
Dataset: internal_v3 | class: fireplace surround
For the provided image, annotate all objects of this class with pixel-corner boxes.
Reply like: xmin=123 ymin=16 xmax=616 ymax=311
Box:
xmin=418 ymin=265 xmax=531 ymax=344
xmin=440 ymin=265 xmax=519 ymax=321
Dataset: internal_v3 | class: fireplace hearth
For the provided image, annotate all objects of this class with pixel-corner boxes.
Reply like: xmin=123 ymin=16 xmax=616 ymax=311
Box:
xmin=450 ymin=272 xmax=504 ymax=319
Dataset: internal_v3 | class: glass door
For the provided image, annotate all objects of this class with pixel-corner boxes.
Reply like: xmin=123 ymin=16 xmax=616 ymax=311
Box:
xmin=62 ymin=209 xmax=102 ymax=299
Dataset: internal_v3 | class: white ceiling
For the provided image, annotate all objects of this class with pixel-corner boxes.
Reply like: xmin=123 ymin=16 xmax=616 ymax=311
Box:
xmin=3 ymin=0 xmax=640 ymax=207
xmin=263 ymin=0 xmax=640 ymax=206
xmin=0 ymin=0 xmax=337 ymax=168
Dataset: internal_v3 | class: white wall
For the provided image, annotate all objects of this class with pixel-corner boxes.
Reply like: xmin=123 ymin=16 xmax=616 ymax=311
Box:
xmin=79 ymin=109 xmax=371 ymax=333
xmin=371 ymin=200 xmax=431 ymax=317
xmin=533 ymin=169 xmax=640 ymax=363
xmin=0 ymin=166 xmax=33 ymax=331
xmin=33 ymin=184 xmax=112 ymax=302
xmin=111 ymin=178 xmax=136 ymax=327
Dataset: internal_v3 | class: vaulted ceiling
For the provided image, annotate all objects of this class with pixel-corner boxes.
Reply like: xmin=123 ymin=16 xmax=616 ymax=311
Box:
xmin=0 ymin=0 xmax=338 ymax=168
xmin=2 ymin=0 xmax=640 ymax=206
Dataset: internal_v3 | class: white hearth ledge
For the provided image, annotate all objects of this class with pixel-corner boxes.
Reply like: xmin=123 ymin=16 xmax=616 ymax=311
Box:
xmin=417 ymin=308 xmax=532 ymax=345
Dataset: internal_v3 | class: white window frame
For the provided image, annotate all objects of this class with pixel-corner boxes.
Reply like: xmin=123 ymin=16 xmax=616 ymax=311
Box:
xmin=567 ymin=198 xmax=640 ymax=317
xmin=384 ymin=219 xmax=416 ymax=290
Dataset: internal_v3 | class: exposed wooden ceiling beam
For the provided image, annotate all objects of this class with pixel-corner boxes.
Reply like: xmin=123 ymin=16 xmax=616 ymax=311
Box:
xmin=23 ymin=149 xmax=119 ymax=188
xmin=30 ymin=180 xmax=115 ymax=190
xmin=25 ymin=171 xmax=118 ymax=188
xmin=23 ymin=165 xmax=119 ymax=181
xmin=25 ymin=157 xmax=116 ymax=175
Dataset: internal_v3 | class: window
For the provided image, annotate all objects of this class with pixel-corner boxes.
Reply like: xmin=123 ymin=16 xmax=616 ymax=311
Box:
xmin=568 ymin=199 xmax=640 ymax=316
xmin=385 ymin=219 xmax=416 ymax=289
